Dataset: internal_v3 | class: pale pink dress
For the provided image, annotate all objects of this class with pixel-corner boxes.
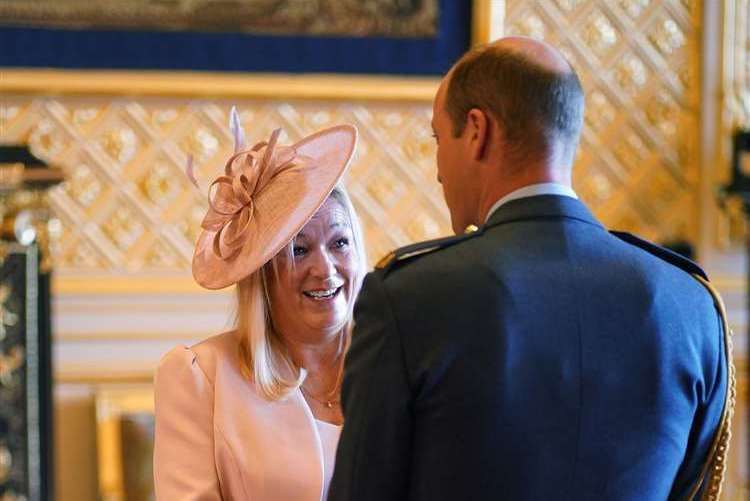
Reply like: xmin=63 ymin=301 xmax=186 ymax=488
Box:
xmin=154 ymin=331 xmax=343 ymax=501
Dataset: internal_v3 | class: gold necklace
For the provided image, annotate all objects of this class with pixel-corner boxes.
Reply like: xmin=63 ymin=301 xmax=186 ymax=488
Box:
xmin=300 ymin=386 xmax=340 ymax=408
xmin=301 ymin=359 xmax=344 ymax=409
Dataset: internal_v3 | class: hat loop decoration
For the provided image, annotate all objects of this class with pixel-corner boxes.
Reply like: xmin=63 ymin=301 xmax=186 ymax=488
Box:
xmin=201 ymin=128 xmax=302 ymax=260
xmin=188 ymin=105 xmax=357 ymax=290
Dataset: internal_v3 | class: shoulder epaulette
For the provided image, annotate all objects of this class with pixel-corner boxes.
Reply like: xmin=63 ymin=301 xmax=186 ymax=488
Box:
xmin=375 ymin=228 xmax=481 ymax=275
xmin=610 ymin=230 xmax=708 ymax=281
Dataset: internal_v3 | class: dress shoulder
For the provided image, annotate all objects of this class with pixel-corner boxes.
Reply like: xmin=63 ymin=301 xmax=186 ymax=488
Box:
xmin=157 ymin=330 xmax=241 ymax=387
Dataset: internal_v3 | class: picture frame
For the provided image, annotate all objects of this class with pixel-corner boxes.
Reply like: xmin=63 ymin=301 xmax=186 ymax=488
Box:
xmin=95 ymin=385 xmax=155 ymax=501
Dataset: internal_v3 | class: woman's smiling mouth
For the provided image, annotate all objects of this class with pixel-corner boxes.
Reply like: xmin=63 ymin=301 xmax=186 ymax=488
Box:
xmin=303 ymin=287 xmax=343 ymax=300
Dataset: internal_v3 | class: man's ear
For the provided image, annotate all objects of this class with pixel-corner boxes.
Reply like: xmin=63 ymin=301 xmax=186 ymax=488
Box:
xmin=466 ymin=108 xmax=489 ymax=161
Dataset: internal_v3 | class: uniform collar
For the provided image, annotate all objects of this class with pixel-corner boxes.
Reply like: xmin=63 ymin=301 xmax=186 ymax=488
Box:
xmin=484 ymin=194 xmax=603 ymax=231
xmin=484 ymin=183 xmax=578 ymax=223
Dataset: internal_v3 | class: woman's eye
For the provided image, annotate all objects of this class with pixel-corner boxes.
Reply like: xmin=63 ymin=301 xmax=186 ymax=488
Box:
xmin=293 ymin=245 xmax=307 ymax=257
xmin=333 ymin=237 xmax=349 ymax=249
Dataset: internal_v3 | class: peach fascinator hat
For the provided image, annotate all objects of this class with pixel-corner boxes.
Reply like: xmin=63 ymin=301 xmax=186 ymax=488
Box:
xmin=188 ymin=107 xmax=357 ymax=290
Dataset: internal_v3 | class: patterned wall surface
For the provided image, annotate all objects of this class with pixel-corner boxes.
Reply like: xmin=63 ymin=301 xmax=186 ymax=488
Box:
xmin=0 ymin=98 xmax=449 ymax=272
xmin=0 ymin=0 xmax=702 ymax=273
xmin=505 ymin=0 xmax=699 ymax=244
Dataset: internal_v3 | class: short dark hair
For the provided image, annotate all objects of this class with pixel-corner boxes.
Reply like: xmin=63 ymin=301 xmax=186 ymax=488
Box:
xmin=445 ymin=44 xmax=584 ymax=160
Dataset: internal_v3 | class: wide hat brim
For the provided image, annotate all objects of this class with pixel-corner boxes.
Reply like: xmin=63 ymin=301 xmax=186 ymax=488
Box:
xmin=192 ymin=124 xmax=357 ymax=290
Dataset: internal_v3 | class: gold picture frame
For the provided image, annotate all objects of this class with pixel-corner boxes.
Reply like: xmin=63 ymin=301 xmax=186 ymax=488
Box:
xmin=95 ymin=385 xmax=155 ymax=501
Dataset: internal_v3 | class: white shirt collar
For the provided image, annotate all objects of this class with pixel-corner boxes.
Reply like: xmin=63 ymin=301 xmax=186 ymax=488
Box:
xmin=484 ymin=183 xmax=578 ymax=223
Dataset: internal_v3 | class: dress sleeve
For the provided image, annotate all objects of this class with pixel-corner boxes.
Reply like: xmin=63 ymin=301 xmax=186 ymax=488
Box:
xmin=153 ymin=346 xmax=223 ymax=500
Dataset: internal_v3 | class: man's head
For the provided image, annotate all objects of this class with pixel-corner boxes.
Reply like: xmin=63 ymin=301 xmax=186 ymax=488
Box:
xmin=431 ymin=36 xmax=585 ymax=234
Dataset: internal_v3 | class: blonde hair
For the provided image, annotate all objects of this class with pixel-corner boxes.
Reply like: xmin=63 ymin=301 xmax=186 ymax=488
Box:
xmin=235 ymin=185 xmax=367 ymax=400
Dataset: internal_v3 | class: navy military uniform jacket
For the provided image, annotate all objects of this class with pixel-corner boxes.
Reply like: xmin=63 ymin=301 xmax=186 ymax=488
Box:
xmin=329 ymin=195 xmax=727 ymax=500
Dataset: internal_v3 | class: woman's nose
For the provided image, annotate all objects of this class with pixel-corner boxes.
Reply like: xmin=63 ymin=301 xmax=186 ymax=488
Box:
xmin=309 ymin=248 xmax=337 ymax=278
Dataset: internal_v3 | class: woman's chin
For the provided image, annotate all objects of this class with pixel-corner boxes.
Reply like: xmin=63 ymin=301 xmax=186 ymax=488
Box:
xmin=300 ymin=295 xmax=348 ymax=323
xmin=305 ymin=314 xmax=348 ymax=338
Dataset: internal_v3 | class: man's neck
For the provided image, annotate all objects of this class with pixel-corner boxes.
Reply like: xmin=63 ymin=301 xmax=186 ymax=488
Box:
xmin=477 ymin=171 xmax=572 ymax=224
xmin=483 ymin=183 xmax=579 ymax=223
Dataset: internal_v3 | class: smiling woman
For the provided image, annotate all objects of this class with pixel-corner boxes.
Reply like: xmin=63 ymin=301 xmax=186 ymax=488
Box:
xmin=153 ymin=116 xmax=367 ymax=501
xmin=270 ymin=193 xmax=365 ymax=347
xmin=240 ymin=187 xmax=367 ymax=405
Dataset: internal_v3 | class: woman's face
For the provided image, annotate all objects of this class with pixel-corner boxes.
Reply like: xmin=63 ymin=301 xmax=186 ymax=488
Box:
xmin=268 ymin=196 xmax=359 ymax=344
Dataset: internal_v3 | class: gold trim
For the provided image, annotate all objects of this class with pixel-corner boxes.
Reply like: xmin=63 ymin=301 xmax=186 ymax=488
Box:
xmin=51 ymin=274 xmax=221 ymax=295
xmin=95 ymin=385 xmax=154 ymax=501
xmin=687 ymin=274 xmax=736 ymax=500
xmin=0 ymin=69 xmax=439 ymax=102
xmin=56 ymin=371 xmax=154 ymax=385
xmin=55 ymin=330 xmax=206 ymax=342
xmin=375 ymin=251 xmax=396 ymax=270
xmin=471 ymin=0 xmax=504 ymax=46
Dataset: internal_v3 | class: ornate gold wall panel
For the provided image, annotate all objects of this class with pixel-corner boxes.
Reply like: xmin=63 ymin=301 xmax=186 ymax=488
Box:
xmin=0 ymin=95 xmax=450 ymax=272
xmin=505 ymin=0 xmax=700 ymax=243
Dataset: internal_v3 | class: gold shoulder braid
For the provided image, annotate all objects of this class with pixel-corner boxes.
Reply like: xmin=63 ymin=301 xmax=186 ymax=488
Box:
xmin=685 ymin=275 xmax=736 ymax=501
xmin=375 ymin=250 xmax=396 ymax=270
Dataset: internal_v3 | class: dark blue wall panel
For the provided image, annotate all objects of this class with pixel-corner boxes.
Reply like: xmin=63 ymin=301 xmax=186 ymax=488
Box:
xmin=0 ymin=1 xmax=470 ymax=75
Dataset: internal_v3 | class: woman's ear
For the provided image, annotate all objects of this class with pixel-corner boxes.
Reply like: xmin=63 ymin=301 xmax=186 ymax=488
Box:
xmin=466 ymin=108 xmax=489 ymax=161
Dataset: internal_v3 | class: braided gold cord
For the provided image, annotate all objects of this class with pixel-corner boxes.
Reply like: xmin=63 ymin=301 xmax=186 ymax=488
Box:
xmin=688 ymin=276 xmax=736 ymax=501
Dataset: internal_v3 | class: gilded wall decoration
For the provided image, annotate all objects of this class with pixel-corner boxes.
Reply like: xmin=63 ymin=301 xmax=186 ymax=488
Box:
xmin=718 ymin=0 xmax=750 ymax=245
xmin=505 ymin=0 xmax=700 ymax=243
xmin=0 ymin=97 xmax=449 ymax=272
xmin=0 ymin=0 xmax=438 ymax=37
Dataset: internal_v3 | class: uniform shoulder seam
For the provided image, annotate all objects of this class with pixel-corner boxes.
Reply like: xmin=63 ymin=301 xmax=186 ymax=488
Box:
xmin=609 ymin=230 xmax=707 ymax=280
xmin=375 ymin=230 xmax=481 ymax=275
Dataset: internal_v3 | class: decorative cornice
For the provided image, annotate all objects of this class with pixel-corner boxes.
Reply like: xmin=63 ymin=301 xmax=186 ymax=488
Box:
xmin=0 ymin=69 xmax=439 ymax=102
xmin=55 ymin=370 xmax=153 ymax=385
xmin=52 ymin=274 xmax=215 ymax=295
